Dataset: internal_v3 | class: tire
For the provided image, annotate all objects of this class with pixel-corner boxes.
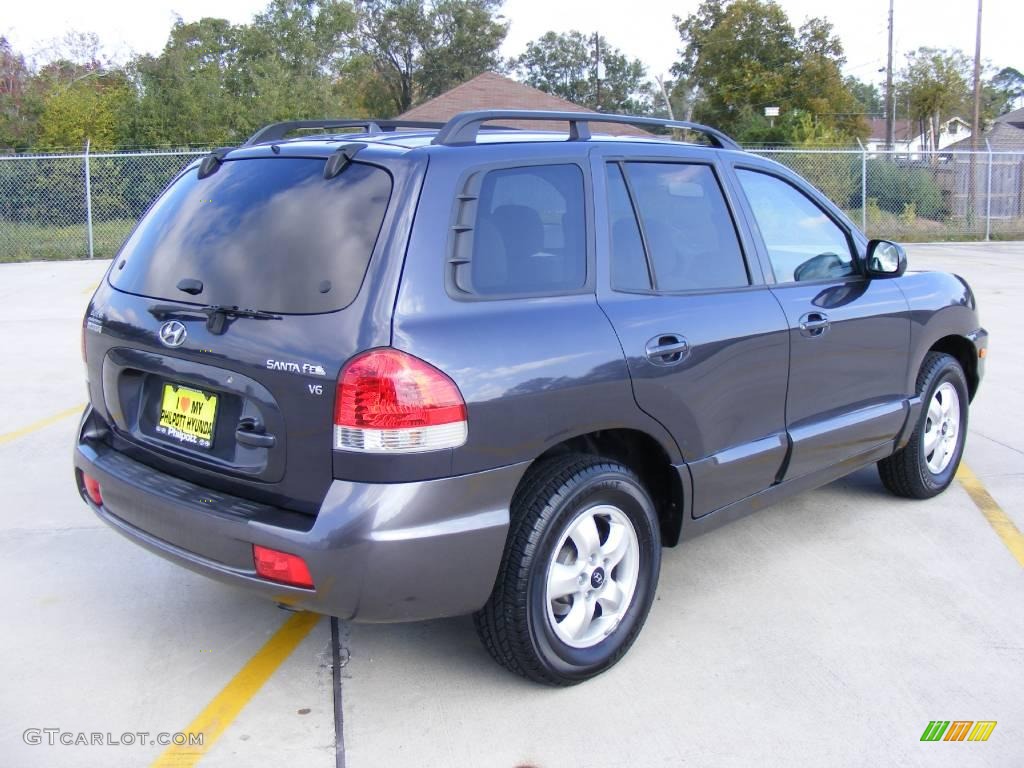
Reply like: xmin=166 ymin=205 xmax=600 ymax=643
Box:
xmin=474 ymin=453 xmax=661 ymax=686
xmin=878 ymin=352 xmax=969 ymax=499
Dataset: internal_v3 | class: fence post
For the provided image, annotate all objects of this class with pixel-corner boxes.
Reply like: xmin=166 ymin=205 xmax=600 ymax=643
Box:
xmin=84 ymin=138 xmax=94 ymax=259
xmin=984 ymin=139 xmax=993 ymax=241
xmin=856 ymin=138 xmax=867 ymax=233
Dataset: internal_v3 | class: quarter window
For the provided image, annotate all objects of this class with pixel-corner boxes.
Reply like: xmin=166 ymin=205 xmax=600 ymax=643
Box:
xmin=617 ymin=162 xmax=749 ymax=292
xmin=605 ymin=164 xmax=651 ymax=291
xmin=736 ymin=169 xmax=855 ymax=283
xmin=466 ymin=164 xmax=587 ymax=296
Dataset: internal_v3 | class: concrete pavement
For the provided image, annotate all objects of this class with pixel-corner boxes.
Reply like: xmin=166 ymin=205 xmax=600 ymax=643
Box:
xmin=1 ymin=243 xmax=1021 ymax=767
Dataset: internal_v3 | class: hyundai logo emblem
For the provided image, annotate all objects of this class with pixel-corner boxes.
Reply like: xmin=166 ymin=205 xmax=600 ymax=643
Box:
xmin=158 ymin=320 xmax=187 ymax=348
xmin=590 ymin=568 xmax=605 ymax=589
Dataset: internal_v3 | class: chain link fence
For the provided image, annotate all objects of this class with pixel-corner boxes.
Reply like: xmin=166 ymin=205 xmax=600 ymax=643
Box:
xmin=0 ymin=148 xmax=205 ymax=262
xmin=1 ymin=145 xmax=1022 ymax=262
xmin=751 ymin=147 xmax=1024 ymax=241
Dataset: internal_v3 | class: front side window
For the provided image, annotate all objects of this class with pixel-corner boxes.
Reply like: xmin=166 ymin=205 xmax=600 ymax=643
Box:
xmin=619 ymin=162 xmax=749 ymax=292
xmin=467 ymin=164 xmax=587 ymax=296
xmin=736 ymin=169 xmax=855 ymax=283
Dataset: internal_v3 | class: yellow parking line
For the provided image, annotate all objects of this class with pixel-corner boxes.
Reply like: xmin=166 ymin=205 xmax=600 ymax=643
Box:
xmin=83 ymin=282 xmax=98 ymax=295
xmin=151 ymin=611 xmax=321 ymax=767
xmin=0 ymin=404 xmax=84 ymax=446
xmin=957 ymin=463 xmax=1024 ymax=568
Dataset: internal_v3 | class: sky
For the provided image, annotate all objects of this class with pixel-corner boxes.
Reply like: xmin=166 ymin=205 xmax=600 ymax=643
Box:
xmin=3 ymin=0 xmax=1022 ymax=92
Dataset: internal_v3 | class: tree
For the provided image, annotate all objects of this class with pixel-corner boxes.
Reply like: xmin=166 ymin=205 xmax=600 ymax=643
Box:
xmin=0 ymin=37 xmax=34 ymax=150
xmin=510 ymin=31 xmax=653 ymax=114
xmin=845 ymin=77 xmax=884 ymax=115
xmin=351 ymin=0 xmax=508 ymax=115
xmin=35 ymin=70 xmax=136 ymax=150
xmin=896 ymin=48 xmax=969 ymax=152
xmin=671 ymin=0 xmax=865 ymax=144
xmin=988 ymin=66 xmax=1024 ymax=115
xmin=131 ymin=17 xmax=247 ymax=146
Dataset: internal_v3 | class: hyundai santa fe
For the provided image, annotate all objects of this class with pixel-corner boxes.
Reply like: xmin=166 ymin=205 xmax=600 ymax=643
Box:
xmin=75 ymin=110 xmax=987 ymax=685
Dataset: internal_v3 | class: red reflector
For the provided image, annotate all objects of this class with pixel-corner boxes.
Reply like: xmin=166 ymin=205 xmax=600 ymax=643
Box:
xmin=83 ymin=473 xmax=103 ymax=506
xmin=335 ymin=348 xmax=467 ymax=430
xmin=252 ymin=545 xmax=314 ymax=589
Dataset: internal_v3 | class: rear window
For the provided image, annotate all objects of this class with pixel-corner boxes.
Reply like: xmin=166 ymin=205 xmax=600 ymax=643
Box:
xmin=110 ymin=158 xmax=392 ymax=314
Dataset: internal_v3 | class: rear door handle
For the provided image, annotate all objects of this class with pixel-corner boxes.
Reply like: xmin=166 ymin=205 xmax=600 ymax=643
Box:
xmin=645 ymin=334 xmax=689 ymax=365
xmin=798 ymin=312 xmax=830 ymax=337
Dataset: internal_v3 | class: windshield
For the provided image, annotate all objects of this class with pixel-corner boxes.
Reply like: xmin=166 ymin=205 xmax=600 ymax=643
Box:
xmin=110 ymin=157 xmax=392 ymax=314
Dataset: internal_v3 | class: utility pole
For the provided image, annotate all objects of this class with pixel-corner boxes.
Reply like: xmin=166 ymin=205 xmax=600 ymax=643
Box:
xmin=885 ymin=0 xmax=895 ymax=149
xmin=968 ymin=0 xmax=983 ymax=225
xmin=971 ymin=0 xmax=983 ymax=145
xmin=594 ymin=32 xmax=602 ymax=112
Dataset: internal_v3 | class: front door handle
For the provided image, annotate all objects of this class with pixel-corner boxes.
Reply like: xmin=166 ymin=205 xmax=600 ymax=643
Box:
xmin=645 ymin=334 xmax=689 ymax=365
xmin=798 ymin=311 xmax=831 ymax=337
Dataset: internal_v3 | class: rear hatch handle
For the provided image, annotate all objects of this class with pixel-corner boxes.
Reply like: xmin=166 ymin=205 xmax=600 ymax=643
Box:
xmin=235 ymin=417 xmax=276 ymax=448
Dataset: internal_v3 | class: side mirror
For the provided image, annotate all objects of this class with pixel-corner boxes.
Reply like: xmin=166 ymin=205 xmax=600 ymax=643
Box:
xmin=865 ymin=239 xmax=907 ymax=278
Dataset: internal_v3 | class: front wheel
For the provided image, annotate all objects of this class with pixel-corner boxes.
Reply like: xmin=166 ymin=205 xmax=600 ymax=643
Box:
xmin=474 ymin=454 xmax=661 ymax=685
xmin=878 ymin=352 xmax=969 ymax=498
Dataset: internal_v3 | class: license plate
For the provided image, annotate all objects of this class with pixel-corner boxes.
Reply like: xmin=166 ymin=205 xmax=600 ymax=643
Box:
xmin=156 ymin=383 xmax=218 ymax=449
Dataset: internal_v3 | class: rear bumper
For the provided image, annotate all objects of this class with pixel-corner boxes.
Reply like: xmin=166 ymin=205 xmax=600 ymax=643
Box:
xmin=74 ymin=408 xmax=528 ymax=622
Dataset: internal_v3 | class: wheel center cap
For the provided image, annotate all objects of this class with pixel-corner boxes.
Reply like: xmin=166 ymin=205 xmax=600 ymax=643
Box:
xmin=941 ymin=422 xmax=948 ymax=435
xmin=590 ymin=567 xmax=606 ymax=589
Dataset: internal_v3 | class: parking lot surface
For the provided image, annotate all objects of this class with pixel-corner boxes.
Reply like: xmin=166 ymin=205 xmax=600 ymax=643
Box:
xmin=2 ymin=243 xmax=1022 ymax=767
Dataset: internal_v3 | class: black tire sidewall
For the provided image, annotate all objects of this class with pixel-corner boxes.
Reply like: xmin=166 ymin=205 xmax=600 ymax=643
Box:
xmin=916 ymin=362 xmax=969 ymax=492
xmin=524 ymin=469 xmax=660 ymax=682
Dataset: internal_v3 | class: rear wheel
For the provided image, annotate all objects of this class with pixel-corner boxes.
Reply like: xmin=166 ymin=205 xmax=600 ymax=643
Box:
xmin=878 ymin=352 xmax=969 ymax=498
xmin=474 ymin=454 xmax=661 ymax=685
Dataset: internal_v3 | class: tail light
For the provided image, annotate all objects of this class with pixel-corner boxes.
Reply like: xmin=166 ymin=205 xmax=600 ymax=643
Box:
xmin=82 ymin=473 xmax=103 ymax=506
xmin=253 ymin=545 xmax=314 ymax=588
xmin=333 ymin=348 xmax=467 ymax=453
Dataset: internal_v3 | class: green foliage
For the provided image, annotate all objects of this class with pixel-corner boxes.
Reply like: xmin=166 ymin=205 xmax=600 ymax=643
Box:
xmin=863 ymin=159 xmax=944 ymax=220
xmin=846 ymin=77 xmax=883 ymax=116
xmin=896 ymin=48 xmax=969 ymax=150
xmin=671 ymin=0 xmax=865 ymax=145
xmin=986 ymin=67 xmax=1024 ymax=118
xmin=36 ymin=71 xmax=136 ymax=150
xmin=352 ymin=0 xmax=508 ymax=115
xmin=511 ymin=31 xmax=653 ymax=114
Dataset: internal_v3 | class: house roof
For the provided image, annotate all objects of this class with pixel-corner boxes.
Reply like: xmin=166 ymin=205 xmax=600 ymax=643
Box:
xmin=866 ymin=116 xmax=972 ymax=143
xmin=996 ymin=106 xmax=1024 ymax=129
xmin=398 ymin=72 xmax=649 ymax=136
xmin=945 ymin=120 xmax=1024 ymax=151
xmin=865 ymin=117 xmax=913 ymax=142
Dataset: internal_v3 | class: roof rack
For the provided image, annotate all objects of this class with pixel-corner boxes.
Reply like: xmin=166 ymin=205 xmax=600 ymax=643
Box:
xmin=243 ymin=119 xmax=447 ymax=146
xmin=431 ymin=109 xmax=741 ymax=150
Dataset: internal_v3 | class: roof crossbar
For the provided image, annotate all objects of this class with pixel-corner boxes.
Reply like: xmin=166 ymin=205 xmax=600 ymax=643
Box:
xmin=243 ymin=119 xmax=447 ymax=146
xmin=431 ymin=110 xmax=742 ymax=150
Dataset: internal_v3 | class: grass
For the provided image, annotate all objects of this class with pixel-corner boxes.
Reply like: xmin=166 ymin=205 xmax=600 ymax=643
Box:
xmin=845 ymin=208 xmax=1024 ymax=243
xmin=0 ymin=219 xmax=135 ymax=262
xmin=2 ymin=211 xmax=1022 ymax=264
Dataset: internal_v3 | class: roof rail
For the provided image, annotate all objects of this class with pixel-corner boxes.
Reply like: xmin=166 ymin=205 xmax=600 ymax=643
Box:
xmin=431 ymin=109 xmax=741 ymax=150
xmin=243 ymin=119 xmax=447 ymax=146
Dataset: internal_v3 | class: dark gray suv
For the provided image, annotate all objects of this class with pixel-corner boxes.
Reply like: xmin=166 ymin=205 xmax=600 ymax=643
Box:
xmin=75 ymin=110 xmax=987 ymax=685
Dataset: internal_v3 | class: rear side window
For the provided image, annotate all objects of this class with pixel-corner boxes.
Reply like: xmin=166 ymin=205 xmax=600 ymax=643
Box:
xmin=111 ymin=158 xmax=392 ymax=314
xmin=623 ymin=162 xmax=748 ymax=292
xmin=462 ymin=164 xmax=587 ymax=296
